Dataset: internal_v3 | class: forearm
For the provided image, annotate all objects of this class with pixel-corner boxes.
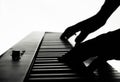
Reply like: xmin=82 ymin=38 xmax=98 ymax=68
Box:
xmin=96 ymin=0 xmax=120 ymax=21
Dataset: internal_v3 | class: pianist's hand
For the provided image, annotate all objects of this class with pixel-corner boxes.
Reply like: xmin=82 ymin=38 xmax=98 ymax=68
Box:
xmin=60 ymin=14 xmax=107 ymax=45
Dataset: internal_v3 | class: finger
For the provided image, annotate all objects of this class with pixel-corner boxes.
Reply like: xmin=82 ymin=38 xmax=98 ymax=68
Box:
xmin=75 ymin=32 xmax=89 ymax=43
xmin=60 ymin=27 xmax=77 ymax=40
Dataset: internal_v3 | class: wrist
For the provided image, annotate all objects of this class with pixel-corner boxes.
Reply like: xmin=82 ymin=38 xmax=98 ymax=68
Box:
xmin=96 ymin=0 xmax=120 ymax=22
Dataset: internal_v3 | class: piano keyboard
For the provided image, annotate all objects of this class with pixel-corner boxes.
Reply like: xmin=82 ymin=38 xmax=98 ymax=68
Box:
xmin=24 ymin=32 xmax=81 ymax=81
xmin=24 ymin=32 xmax=120 ymax=82
xmin=1 ymin=32 xmax=120 ymax=82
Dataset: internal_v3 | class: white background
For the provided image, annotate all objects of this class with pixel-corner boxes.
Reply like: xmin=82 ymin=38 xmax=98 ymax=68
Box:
xmin=0 ymin=0 xmax=120 ymax=71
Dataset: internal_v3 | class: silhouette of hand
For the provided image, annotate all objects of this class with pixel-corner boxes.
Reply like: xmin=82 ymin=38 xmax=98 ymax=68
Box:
xmin=60 ymin=15 xmax=107 ymax=45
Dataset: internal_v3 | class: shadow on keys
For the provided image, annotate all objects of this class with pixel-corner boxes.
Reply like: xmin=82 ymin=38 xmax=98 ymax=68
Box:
xmin=58 ymin=29 xmax=120 ymax=82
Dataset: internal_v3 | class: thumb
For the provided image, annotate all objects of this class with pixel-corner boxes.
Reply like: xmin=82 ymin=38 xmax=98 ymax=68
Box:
xmin=75 ymin=32 xmax=89 ymax=43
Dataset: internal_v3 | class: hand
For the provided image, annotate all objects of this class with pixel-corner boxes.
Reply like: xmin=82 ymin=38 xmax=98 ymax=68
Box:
xmin=60 ymin=14 xmax=107 ymax=45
